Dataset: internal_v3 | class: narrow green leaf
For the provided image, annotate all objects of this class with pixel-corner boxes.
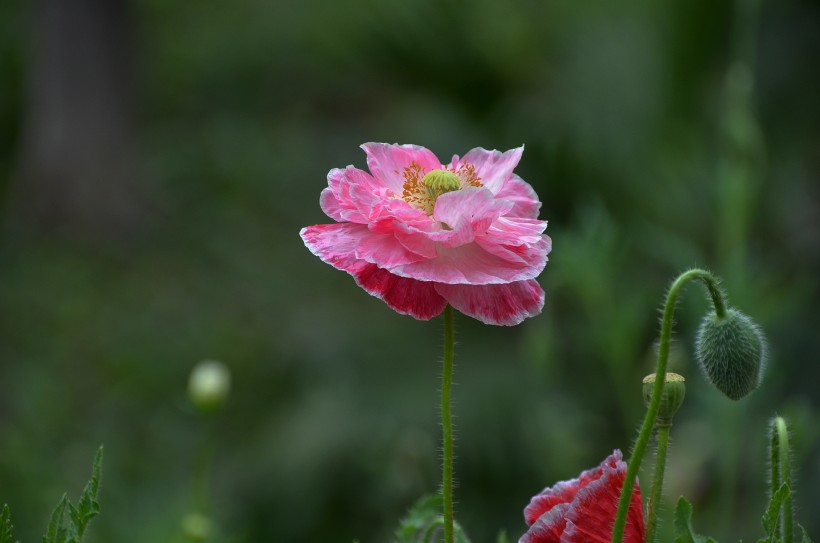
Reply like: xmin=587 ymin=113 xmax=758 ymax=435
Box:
xmin=762 ymin=484 xmax=790 ymax=539
xmin=799 ymin=525 xmax=813 ymax=543
xmin=69 ymin=446 xmax=103 ymax=540
xmin=0 ymin=505 xmax=14 ymax=543
xmin=42 ymin=495 xmax=69 ymax=543
xmin=496 ymin=530 xmax=510 ymax=543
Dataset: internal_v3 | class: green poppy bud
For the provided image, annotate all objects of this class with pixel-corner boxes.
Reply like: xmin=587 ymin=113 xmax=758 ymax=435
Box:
xmin=695 ymin=308 xmax=766 ymax=400
xmin=642 ymin=372 xmax=686 ymax=424
xmin=188 ymin=359 xmax=231 ymax=413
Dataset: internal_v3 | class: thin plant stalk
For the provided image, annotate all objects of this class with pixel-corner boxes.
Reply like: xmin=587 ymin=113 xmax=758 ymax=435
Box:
xmin=645 ymin=423 xmax=671 ymax=543
xmin=192 ymin=420 xmax=217 ymax=513
xmin=773 ymin=417 xmax=793 ymax=543
xmin=611 ymin=269 xmax=726 ymax=543
xmin=441 ymin=305 xmax=456 ymax=543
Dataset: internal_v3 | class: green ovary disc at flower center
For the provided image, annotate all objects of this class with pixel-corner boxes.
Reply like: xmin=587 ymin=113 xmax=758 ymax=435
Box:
xmin=423 ymin=170 xmax=461 ymax=200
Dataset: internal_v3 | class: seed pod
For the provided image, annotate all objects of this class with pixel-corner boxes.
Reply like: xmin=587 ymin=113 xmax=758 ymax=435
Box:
xmin=695 ymin=308 xmax=766 ymax=400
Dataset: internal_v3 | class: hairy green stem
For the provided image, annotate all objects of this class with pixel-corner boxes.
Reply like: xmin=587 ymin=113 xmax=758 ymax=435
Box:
xmin=611 ymin=269 xmax=725 ymax=543
xmin=645 ymin=423 xmax=671 ymax=543
xmin=770 ymin=418 xmax=781 ymax=489
xmin=775 ymin=417 xmax=793 ymax=543
xmin=441 ymin=305 xmax=455 ymax=543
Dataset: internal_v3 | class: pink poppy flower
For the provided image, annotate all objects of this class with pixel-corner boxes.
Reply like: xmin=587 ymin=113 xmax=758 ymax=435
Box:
xmin=520 ymin=450 xmax=645 ymax=543
xmin=300 ymin=143 xmax=551 ymax=326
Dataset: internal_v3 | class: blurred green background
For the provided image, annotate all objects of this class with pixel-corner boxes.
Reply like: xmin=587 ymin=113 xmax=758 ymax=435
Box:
xmin=0 ymin=0 xmax=818 ymax=541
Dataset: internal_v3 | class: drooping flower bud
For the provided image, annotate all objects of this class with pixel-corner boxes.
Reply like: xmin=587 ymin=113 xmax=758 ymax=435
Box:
xmin=188 ymin=359 xmax=231 ymax=413
xmin=695 ymin=308 xmax=766 ymax=400
xmin=642 ymin=372 xmax=686 ymax=424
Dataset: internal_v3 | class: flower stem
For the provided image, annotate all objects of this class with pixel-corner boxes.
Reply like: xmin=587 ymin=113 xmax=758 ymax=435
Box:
xmin=611 ymin=269 xmax=725 ymax=543
xmin=645 ymin=423 xmax=671 ymax=543
xmin=441 ymin=305 xmax=456 ymax=543
xmin=769 ymin=419 xmax=781 ymax=530
xmin=774 ymin=417 xmax=793 ymax=543
xmin=193 ymin=419 xmax=217 ymax=513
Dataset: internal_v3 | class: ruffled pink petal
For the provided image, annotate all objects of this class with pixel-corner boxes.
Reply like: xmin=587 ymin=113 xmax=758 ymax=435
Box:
xmin=524 ymin=452 xmax=620 ymax=526
xmin=319 ymin=187 xmax=346 ymax=222
xmin=460 ymin=146 xmax=524 ymax=194
xmin=354 ymin=230 xmax=428 ymax=267
xmin=361 ymin=143 xmax=442 ymax=195
xmin=300 ymin=223 xmax=366 ymax=271
xmin=435 ymin=279 xmax=544 ymax=326
xmin=368 ymin=197 xmax=433 ymax=232
xmin=474 ymin=235 xmax=549 ymax=267
xmin=431 ymin=187 xmax=514 ymax=248
xmin=388 ymin=239 xmax=546 ymax=285
xmin=519 ymin=503 xmax=570 ymax=543
xmin=562 ymin=452 xmax=645 ymax=543
xmin=301 ymin=222 xmax=429 ymax=274
xmin=393 ymin=221 xmax=438 ymax=259
xmin=322 ymin=166 xmax=391 ymax=224
xmin=300 ymin=224 xmax=447 ymax=320
xmin=486 ymin=217 xmax=548 ymax=245
xmin=496 ymin=174 xmax=542 ymax=219
xmin=351 ymin=264 xmax=447 ymax=320
xmin=474 ymin=215 xmax=551 ymax=265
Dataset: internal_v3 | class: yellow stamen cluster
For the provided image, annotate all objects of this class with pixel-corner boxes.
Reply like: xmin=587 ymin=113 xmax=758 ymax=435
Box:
xmin=399 ymin=162 xmax=482 ymax=214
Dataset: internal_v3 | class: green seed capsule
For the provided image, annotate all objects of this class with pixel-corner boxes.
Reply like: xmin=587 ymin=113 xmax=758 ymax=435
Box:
xmin=642 ymin=372 xmax=686 ymax=424
xmin=695 ymin=308 xmax=766 ymax=401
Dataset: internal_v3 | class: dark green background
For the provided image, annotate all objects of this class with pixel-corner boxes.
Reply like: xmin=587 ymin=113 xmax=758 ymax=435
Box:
xmin=0 ymin=0 xmax=818 ymax=541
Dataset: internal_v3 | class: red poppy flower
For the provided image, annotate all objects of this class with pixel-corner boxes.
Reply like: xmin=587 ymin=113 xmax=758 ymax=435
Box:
xmin=520 ymin=450 xmax=645 ymax=543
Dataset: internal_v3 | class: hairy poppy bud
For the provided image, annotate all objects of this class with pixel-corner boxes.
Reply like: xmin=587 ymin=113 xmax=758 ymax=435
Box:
xmin=695 ymin=308 xmax=766 ymax=400
xmin=642 ymin=372 xmax=686 ymax=424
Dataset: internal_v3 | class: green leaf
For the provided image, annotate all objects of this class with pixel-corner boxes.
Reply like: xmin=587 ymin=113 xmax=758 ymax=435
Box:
xmin=799 ymin=525 xmax=813 ymax=543
xmin=68 ymin=446 xmax=103 ymax=540
xmin=674 ymin=497 xmax=719 ymax=543
xmin=674 ymin=497 xmax=698 ymax=543
xmin=0 ymin=505 xmax=15 ymax=543
xmin=42 ymin=495 xmax=69 ymax=543
xmin=496 ymin=530 xmax=510 ymax=543
xmin=41 ymin=447 xmax=104 ymax=543
xmin=761 ymin=483 xmax=790 ymax=540
xmin=394 ymin=493 xmax=471 ymax=543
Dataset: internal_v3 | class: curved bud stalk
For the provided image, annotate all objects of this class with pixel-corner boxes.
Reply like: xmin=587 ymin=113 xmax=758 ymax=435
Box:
xmin=611 ymin=269 xmax=766 ymax=543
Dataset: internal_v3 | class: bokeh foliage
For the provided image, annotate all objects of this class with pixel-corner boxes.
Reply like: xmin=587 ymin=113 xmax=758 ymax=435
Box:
xmin=0 ymin=0 xmax=818 ymax=541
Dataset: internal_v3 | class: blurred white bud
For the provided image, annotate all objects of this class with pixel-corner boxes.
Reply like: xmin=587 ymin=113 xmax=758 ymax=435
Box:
xmin=181 ymin=512 xmax=213 ymax=541
xmin=188 ymin=359 xmax=231 ymax=413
